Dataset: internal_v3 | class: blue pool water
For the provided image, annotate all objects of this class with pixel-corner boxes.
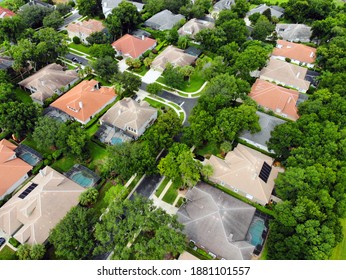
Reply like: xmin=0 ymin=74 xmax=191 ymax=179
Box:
xmin=20 ymin=152 xmax=39 ymax=166
xmin=70 ymin=172 xmax=94 ymax=188
xmin=111 ymin=137 xmax=123 ymax=145
xmin=248 ymin=219 xmax=266 ymax=246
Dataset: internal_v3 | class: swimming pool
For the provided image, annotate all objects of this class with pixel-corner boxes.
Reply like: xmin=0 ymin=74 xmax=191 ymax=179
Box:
xmin=20 ymin=152 xmax=40 ymax=166
xmin=70 ymin=172 xmax=94 ymax=188
xmin=248 ymin=218 xmax=266 ymax=247
xmin=111 ymin=137 xmax=123 ymax=145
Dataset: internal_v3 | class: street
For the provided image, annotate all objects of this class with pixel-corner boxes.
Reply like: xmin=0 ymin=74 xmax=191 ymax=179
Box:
xmin=65 ymin=53 xmax=89 ymax=66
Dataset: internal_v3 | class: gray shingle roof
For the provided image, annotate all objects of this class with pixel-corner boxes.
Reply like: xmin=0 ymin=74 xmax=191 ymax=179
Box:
xmin=275 ymin=24 xmax=312 ymax=42
xmin=144 ymin=9 xmax=185 ymax=31
xmin=247 ymin=4 xmax=284 ymax=18
xmin=213 ymin=0 xmax=235 ymax=11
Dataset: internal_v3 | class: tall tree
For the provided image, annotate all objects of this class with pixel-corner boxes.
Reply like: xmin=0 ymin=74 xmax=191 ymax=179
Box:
xmin=91 ymin=56 xmax=118 ymax=82
xmin=32 ymin=117 xmax=64 ymax=150
xmin=17 ymin=244 xmax=45 ymax=260
xmin=113 ymin=71 xmax=142 ymax=97
xmin=163 ymin=63 xmax=185 ymax=89
xmin=43 ymin=10 xmax=64 ymax=29
xmin=18 ymin=5 xmax=54 ymax=29
xmin=77 ymin=0 xmax=102 ymax=17
xmin=94 ymin=195 xmax=186 ymax=259
xmin=79 ymin=188 xmax=99 ymax=207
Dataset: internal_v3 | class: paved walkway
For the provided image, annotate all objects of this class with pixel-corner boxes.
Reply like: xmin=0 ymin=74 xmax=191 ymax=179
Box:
xmin=142 ymin=69 xmax=162 ymax=84
xmin=118 ymin=59 xmax=130 ymax=73
xmin=156 ymin=80 xmax=208 ymax=98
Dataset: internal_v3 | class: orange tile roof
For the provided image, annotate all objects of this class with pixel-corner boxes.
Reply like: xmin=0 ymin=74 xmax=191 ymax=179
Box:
xmin=50 ymin=80 xmax=116 ymax=123
xmin=249 ymin=79 xmax=300 ymax=120
xmin=111 ymin=34 xmax=157 ymax=58
xmin=272 ymin=40 xmax=316 ymax=64
xmin=0 ymin=139 xmax=32 ymax=197
xmin=67 ymin=19 xmax=105 ymax=37
xmin=0 ymin=7 xmax=16 ymax=18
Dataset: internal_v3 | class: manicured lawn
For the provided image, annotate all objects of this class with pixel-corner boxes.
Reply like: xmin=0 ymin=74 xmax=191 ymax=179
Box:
xmin=132 ymin=65 xmax=150 ymax=76
xmin=22 ymin=136 xmax=53 ymax=156
xmin=168 ymin=102 xmax=181 ymax=110
xmin=179 ymin=72 xmax=205 ymax=93
xmin=0 ymin=245 xmax=18 ymax=260
xmin=155 ymin=177 xmax=170 ymax=197
xmin=92 ymin=180 xmax=114 ymax=216
xmin=162 ymin=180 xmax=181 ymax=205
xmin=144 ymin=97 xmax=165 ymax=109
xmin=127 ymin=174 xmax=142 ymax=193
xmin=86 ymin=122 xmax=100 ymax=137
xmin=259 ymin=242 xmax=268 ymax=260
xmin=51 ymin=156 xmax=76 ymax=173
xmin=87 ymin=141 xmax=108 ymax=172
xmin=330 ymin=218 xmax=346 ymax=260
xmin=69 ymin=43 xmax=91 ymax=55
xmin=195 ymin=142 xmax=220 ymax=157
xmin=14 ymin=88 xmax=33 ymax=104
xmin=176 ymin=197 xmax=185 ymax=208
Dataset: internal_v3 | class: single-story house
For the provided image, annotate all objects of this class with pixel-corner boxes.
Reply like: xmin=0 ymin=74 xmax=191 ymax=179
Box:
xmin=177 ymin=182 xmax=256 ymax=260
xmin=272 ymin=40 xmax=316 ymax=68
xmin=50 ymin=79 xmax=116 ymax=125
xmin=275 ymin=24 xmax=312 ymax=42
xmin=151 ymin=45 xmax=197 ymax=72
xmin=239 ymin=111 xmax=286 ymax=153
xmin=67 ymin=19 xmax=106 ymax=44
xmin=111 ymin=34 xmax=157 ymax=59
xmin=178 ymin=18 xmax=215 ymax=39
xmin=0 ymin=140 xmax=32 ymax=200
xmin=206 ymin=144 xmax=280 ymax=205
xmin=101 ymin=0 xmax=144 ymax=17
xmin=259 ymin=58 xmax=310 ymax=93
xmin=100 ymin=97 xmax=157 ymax=139
xmin=0 ymin=7 xmax=16 ymax=18
xmin=213 ymin=0 xmax=235 ymax=12
xmin=246 ymin=4 xmax=284 ymax=18
xmin=249 ymin=79 xmax=300 ymax=120
xmin=144 ymin=9 xmax=185 ymax=31
xmin=0 ymin=166 xmax=84 ymax=245
xmin=18 ymin=63 xmax=79 ymax=105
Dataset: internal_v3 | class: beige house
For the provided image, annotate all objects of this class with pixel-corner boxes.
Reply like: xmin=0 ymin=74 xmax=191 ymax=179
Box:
xmin=100 ymin=98 xmax=157 ymax=139
xmin=178 ymin=18 xmax=214 ymax=39
xmin=259 ymin=58 xmax=310 ymax=93
xmin=67 ymin=19 xmax=106 ymax=44
xmin=206 ymin=144 xmax=280 ymax=205
xmin=18 ymin=63 xmax=79 ymax=105
xmin=0 ymin=166 xmax=84 ymax=245
xmin=151 ymin=45 xmax=197 ymax=72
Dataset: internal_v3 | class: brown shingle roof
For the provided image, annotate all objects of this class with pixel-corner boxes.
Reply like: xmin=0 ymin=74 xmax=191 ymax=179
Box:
xmin=272 ymin=40 xmax=316 ymax=64
xmin=111 ymin=34 xmax=157 ymax=58
xmin=178 ymin=18 xmax=214 ymax=39
xmin=67 ymin=19 xmax=105 ymax=37
xmin=0 ymin=166 xmax=84 ymax=245
xmin=0 ymin=140 xmax=32 ymax=197
xmin=50 ymin=80 xmax=116 ymax=123
xmin=249 ymin=79 xmax=300 ymax=120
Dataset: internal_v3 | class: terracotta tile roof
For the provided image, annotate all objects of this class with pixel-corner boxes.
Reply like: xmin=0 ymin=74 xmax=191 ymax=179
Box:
xmin=272 ymin=40 xmax=316 ymax=64
xmin=0 ymin=140 xmax=32 ymax=197
xmin=0 ymin=7 xmax=16 ymax=18
xmin=111 ymin=34 xmax=157 ymax=58
xmin=67 ymin=19 xmax=105 ymax=37
xmin=259 ymin=58 xmax=310 ymax=92
xmin=249 ymin=79 xmax=300 ymax=120
xmin=0 ymin=166 xmax=84 ymax=245
xmin=50 ymin=80 xmax=116 ymax=123
xmin=206 ymin=144 xmax=280 ymax=205
xmin=18 ymin=63 xmax=79 ymax=103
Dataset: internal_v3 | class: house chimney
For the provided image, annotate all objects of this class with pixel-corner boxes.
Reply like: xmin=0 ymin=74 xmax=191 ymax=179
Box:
xmin=142 ymin=35 xmax=145 ymax=40
xmin=39 ymin=169 xmax=46 ymax=177
xmin=296 ymin=72 xmax=300 ymax=78
xmin=79 ymin=101 xmax=83 ymax=109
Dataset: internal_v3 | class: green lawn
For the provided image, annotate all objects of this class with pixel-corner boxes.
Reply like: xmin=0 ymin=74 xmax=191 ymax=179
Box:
xmin=330 ymin=218 xmax=346 ymax=260
xmin=179 ymin=72 xmax=205 ymax=93
xmin=87 ymin=141 xmax=108 ymax=173
xmin=86 ymin=122 xmax=100 ymax=137
xmin=69 ymin=43 xmax=91 ymax=55
xmin=0 ymin=245 xmax=18 ymax=260
xmin=92 ymin=180 xmax=114 ymax=216
xmin=168 ymin=102 xmax=181 ymax=110
xmin=22 ymin=136 xmax=53 ymax=156
xmin=155 ymin=177 xmax=170 ymax=197
xmin=162 ymin=180 xmax=181 ymax=205
xmin=127 ymin=174 xmax=142 ymax=193
xmin=195 ymin=142 xmax=220 ymax=158
xmin=14 ymin=88 xmax=33 ymax=104
xmin=51 ymin=156 xmax=76 ymax=173
xmin=144 ymin=97 xmax=165 ymax=109
xmin=259 ymin=242 xmax=268 ymax=260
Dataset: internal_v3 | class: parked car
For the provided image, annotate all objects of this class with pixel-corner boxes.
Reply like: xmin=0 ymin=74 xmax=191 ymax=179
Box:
xmin=72 ymin=57 xmax=81 ymax=64
xmin=0 ymin=237 xmax=5 ymax=247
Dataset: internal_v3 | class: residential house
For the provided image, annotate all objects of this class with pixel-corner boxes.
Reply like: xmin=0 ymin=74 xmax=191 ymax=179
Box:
xmin=111 ymin=34 xmax=157 ymax=59
xmin=151 ymin=45 xmax=197 ymax=72
xmin=67 ymin=19 xmax=106 ymax=44
xmin=239 ymin=111 xmax=286 ymax=153
xmin=144 ymin=10 xmax=185 ymax=31
xmin=101 ymin=0 xmax=144 ymax=17
xmin=272 ymin=40 xmax=316 ymax=68
xmin=249 ymin=79 xmax=300 ymax=120
xmin=50 ymin=79 xmax=116 ymax=125
xmin=177 ymin=182 xmax=257 ymax=260
xmin=0 ymin=7 xmax=16 ymax=18
xmin=0 ymin=166 xmax=84 ymax=245
xmin=205 ymin=144 xmax=280 ymax=205
xmin=18 ymin=63 xmax=79 ymax=105
xmin=0 ymin=140 xmax=32 ymax=200
xmin=213 ymin=0 xmax=235 ymax=12
xmin=100 ymin=98 xmax=157 ymax=139
xmin=19 ymin=0 xmax=54 ymax=11
xmin=178 ymin=18 xmax=215 ymax=39
xmin=275 ymin=24 xmax=312 ymax=42
xmin=259 ymin=58 xmax=310 ymax=93
xmin=246 ymin=4 xmax=284 ymax=18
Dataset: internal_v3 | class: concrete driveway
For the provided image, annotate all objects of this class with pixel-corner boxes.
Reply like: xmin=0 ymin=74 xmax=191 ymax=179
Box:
xmin=142 ymin=69 xmax=162 ymax=84
xmin=118 ymin=59 xmax=129 ymax=73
